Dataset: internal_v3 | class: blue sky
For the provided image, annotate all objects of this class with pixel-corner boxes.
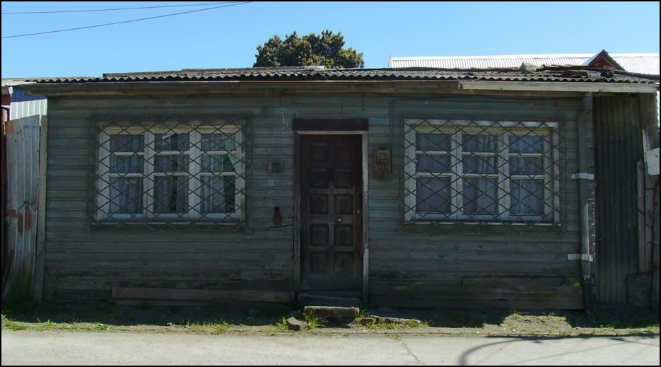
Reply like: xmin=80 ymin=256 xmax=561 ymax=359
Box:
xmin=1 ymin=1 xmax=659 ymax=78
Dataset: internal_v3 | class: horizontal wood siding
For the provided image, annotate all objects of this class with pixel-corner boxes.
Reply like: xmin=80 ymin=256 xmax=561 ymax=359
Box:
xmin=44 ymin=93 xmax=586 ymax=309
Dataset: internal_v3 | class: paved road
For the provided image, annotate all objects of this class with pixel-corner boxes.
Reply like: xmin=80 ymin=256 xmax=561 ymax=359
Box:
xmin=2 ymin=330 xmax=659 ymax=365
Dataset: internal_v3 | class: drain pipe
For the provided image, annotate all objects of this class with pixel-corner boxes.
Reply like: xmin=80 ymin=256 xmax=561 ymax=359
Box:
xmin=576 ymin=94 xmax=595 ymax=321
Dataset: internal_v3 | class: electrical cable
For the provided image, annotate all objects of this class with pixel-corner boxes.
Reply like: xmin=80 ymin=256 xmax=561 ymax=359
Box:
xmin=2 ymin=2 xmax=252 ymax=39
xmin=2 ymin=2 xmax=241 ymax=15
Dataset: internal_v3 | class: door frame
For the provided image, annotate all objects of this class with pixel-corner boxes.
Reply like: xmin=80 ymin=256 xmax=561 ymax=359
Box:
xmin=294 ymin=130 xmax=369 ymax=306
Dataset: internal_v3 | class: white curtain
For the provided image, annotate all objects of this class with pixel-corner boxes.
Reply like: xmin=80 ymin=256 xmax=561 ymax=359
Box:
xmin=463 ymin=178 xmax=497 ymax=214
xmin=154 ymin=176 xmax=188 ymax=214
xmin=416 ymin=177 xmax=450 ymax=213
xmin=200 ymin=176 xmax=235 ymax=214
xmin=511 ymin=179 xmax=544 ymax=216
xmin=109 ymin=177 xmax=142 ymax=214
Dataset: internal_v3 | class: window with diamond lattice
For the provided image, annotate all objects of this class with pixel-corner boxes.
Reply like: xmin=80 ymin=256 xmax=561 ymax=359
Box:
xmin=96 ymin=123 xmax=245 ymax=223
xmin=404 ymin=119 xmax=560 ymax=224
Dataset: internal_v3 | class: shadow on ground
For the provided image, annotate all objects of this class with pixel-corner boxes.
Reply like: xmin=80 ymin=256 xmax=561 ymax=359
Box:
xmin=1 ymin=301 xmax=291 ymax=328
xmin=2 ymin=300 xmax=659 ymax=334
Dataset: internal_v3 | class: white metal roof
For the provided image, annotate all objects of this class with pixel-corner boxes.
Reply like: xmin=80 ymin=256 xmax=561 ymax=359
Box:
xmin=389 ymin=53 xmax=660 ymax=75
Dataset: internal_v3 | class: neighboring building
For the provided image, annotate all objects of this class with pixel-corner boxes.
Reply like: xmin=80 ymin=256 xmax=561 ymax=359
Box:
xmin=389 ymin=50 xmax=660 ymax=123
xmin=388 ymin=51 xmax=660 ymax=75
xmin=14 ymin=65 xmax=660 ymax=310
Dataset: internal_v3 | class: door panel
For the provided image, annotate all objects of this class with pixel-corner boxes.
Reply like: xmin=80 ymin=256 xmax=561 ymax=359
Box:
xmin=301 ymin=135 xmax=362 ymax=291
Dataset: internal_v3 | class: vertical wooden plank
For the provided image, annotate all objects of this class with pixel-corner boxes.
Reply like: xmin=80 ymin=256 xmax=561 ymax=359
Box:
xmin=32 ymin=116 xmax=47 ymax=302
xmin=3 ymin=119 xmax=18 ymax=298
xmin=293 ymin=133 xmax=301 ymax=293
xmin=362 ymin=132 xmax=369 ymax=307
xmin=637 ymin=160 xmax=647 ymax=273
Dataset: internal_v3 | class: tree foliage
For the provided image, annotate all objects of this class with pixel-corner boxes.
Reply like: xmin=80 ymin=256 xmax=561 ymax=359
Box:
xmin=254 ymin=30 xmax=364 ymax=69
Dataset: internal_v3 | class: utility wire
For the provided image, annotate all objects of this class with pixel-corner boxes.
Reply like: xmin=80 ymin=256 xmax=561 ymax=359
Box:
xmin=2 ymin=2 xmax=240 ymax=15
xmin=2 ymin=2 xmax=252 ymax=39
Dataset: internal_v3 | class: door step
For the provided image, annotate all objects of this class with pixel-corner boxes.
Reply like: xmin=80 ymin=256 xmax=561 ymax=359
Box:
xmin=297 ymin=293 xmax=362 ymax=308
xmin=303 ymin=305 xmax=360 ymax=319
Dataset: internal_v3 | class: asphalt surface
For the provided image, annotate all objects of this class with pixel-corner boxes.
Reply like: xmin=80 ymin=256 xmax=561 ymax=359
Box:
xmin=2 ymin=330 xmax=659 ymax=365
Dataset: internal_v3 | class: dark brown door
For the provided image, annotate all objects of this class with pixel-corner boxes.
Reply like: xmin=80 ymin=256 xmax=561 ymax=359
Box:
xmin=301 ymin=135 xmax=362 ymax=292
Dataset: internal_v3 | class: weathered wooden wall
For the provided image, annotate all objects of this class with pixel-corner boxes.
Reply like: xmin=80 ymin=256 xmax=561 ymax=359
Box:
xmin=594 ymin=93 xmax=659 ymax=308
xmin=43 ymin=93 xmax=587 ymax=309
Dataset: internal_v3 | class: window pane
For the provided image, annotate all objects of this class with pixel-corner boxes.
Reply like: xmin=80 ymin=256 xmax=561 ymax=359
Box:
xmin=110 ymin=134 xmax=143 ymax=153
xmin=201 ymin=154 xmax=236 ymax=173
xmin=416 ymin=155 xmax=451 ymax=173
xmin=416 ymin=133 xmax=451 ymax=152
xmin=201 ymin=133 xmax=239 ymax=152
xmin=463 ymin=178 xmax=498 ymax=214
xmin=509 ymin=135 xmax=543 ymax=153
xmin=154 ymin=155 xmax=190 ymax=173
xmin=509 ymin=157 xmax=544 ymax=175
xmin=416 ymin=177 xmax=451 ymax=213
xmin=463 ymin=156 xmax=497 ymax=174
xmin=154 ymin=176 xmax=189 ymax=214
xmin=110 ymin=155 xmax=143 ymax=174
xmin=154 ymin=133 xmax=189 ymax=151
xmin=510 ymin=179 xmax=544 ymax=216
xmin=109 ymin=177 xmax=143 ymax=214
xmin=463 ymin=134 xmax=496 ymax=153
xmin=200 ymin=176 xmax=236 ymax=214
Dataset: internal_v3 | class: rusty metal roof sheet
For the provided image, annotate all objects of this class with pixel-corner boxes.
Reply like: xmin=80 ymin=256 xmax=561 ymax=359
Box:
xmin=24 ymin=67 xmax=659 ymax=84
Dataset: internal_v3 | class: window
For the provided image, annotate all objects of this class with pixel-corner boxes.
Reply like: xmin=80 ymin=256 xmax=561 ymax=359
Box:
xmin=96 ymin=121 xmax=245 ymax=224
xmin=404 ymin=119 xmax=560 ymax=224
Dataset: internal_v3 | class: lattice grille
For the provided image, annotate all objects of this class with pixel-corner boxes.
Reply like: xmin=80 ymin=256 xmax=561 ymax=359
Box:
xmin=403 ymin=119 xmax=566 ymax=233
xmin=89 ymin=116 xmax=248 ymax=232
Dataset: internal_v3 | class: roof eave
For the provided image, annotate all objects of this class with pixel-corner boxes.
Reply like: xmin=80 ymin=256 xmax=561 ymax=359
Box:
xmin=18 ymin=79 xmax=659 ymax=96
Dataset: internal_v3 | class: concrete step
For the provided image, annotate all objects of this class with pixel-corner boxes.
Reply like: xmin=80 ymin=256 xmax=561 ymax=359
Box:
xmin=297 ymin=294 xmax=362 ymax=308
xmin=303 ymin=305 xmax=360 ymax=319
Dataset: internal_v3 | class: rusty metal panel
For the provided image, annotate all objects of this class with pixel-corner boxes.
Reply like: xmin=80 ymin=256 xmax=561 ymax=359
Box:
xmin=593 ymin=95 xmax=645 ymax=304
xmin=2 ymin=115 xmax=40 ymax=301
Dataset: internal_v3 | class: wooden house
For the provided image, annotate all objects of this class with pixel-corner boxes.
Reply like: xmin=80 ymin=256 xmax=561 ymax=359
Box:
xmin=18 ymin=66 xmax=659 ymax=310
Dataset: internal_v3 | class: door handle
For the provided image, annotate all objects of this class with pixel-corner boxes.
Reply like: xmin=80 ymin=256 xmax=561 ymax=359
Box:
xmin=336 ymin=217 xmax=343 ymax=223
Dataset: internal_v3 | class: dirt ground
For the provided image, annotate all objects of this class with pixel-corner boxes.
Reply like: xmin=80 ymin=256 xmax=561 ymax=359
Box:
xmin=1 ymin=300 xmax=659 ymax=337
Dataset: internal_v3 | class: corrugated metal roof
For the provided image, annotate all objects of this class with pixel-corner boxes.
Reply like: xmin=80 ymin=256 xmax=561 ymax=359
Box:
xmin=610 ymin=54 xmax=660 ymax=75
xmin=390 ymin=53 xmax=660 ymax=75
xmin=25 ymin=67 xmax=658 ymax=84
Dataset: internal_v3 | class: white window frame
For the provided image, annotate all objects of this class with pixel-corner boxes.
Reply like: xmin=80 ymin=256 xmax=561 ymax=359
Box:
xmin=404 ymin=119 xmax=560 ymax=225
xmin=96 ymin=124 xmax=245 ymax=223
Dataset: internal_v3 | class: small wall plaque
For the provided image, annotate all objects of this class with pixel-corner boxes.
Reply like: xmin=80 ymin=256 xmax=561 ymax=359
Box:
xmin=268 ymin=160 xmax=284 ymax=173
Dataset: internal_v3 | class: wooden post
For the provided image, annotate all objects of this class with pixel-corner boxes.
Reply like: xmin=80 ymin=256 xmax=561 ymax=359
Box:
xmin=31 ymin=115 xmax=47 ymax=302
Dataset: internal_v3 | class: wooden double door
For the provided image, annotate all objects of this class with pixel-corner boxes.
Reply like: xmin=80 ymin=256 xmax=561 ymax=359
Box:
xmin=300 ymin=135 xmax=363 ymax=293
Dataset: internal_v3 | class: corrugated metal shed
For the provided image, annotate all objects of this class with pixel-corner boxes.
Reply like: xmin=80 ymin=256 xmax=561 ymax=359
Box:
xmin=389 ymin=53 xmax=660 ymax=75
xmin=9 ymin=88 xmax=47 ymax=120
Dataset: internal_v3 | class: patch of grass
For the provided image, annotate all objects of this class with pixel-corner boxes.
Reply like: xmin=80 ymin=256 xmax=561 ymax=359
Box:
xmin=213 ymin=321 xmax=230 ymax=335
xmin=467 ymin=313 xmax=486 ymax=328
xmin=95 ymin=323 xmax=109 ymax=331
xmin=275 ymin=316 xmax=290 ymax=331
xmin=303 ymin=313 xmax=320 ymax=329
xmin=4 ymin=322 xmax=28 ymax=331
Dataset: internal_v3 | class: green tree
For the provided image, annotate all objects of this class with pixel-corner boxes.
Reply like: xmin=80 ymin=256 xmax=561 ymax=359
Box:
xmin=254 ymin=30 xmax=364 ymax=69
